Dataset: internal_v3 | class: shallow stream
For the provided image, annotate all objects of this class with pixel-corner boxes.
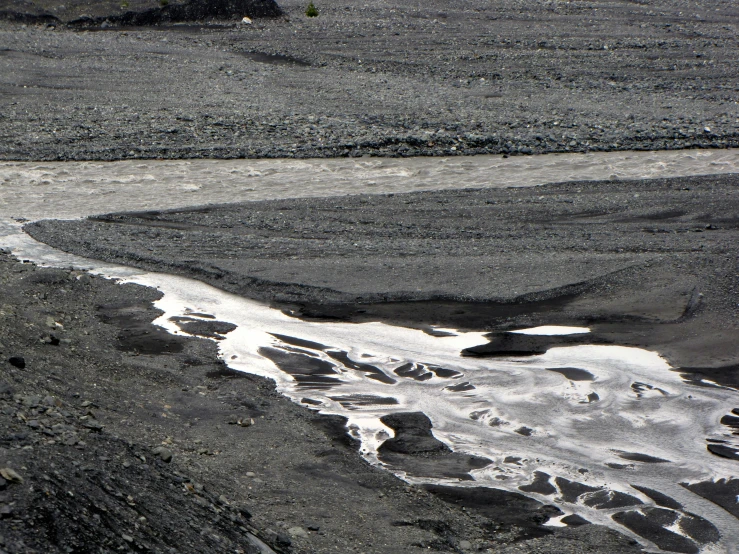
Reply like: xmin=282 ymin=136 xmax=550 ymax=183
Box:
xmin=1 ymin=149 xmax=738 ymax=553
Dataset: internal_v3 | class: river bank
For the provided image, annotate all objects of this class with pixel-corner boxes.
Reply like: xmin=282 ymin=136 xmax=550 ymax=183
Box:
xmin=26 ymin=172 xmax=739 ymax=376
xmin=12 ymin=167 xmax=739 ymax=554
xmin=0 ymin=247 xmax=650 ymax=553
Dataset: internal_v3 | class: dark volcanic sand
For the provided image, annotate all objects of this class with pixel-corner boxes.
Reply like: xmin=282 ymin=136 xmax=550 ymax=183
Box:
xmin=1 ymin=0 xmax=739 ymax=161
xmin=0 ymin=251 xmax=645 ymax=553
xmin=27 ymin=173 xmax=739 ymax=384
xmin=3 ymin=0 xmax=739 ymax=551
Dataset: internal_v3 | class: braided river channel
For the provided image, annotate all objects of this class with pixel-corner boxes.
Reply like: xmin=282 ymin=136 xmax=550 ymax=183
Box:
xmin=2 ymin=149 xmax=738 ymax=553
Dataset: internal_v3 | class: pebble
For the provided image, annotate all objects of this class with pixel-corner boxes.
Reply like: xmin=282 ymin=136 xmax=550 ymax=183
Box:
xmin=8 ymin=357 xmax=25 ymax=369
xmin=287 ymin=526 xmax=309 ymax=538
xmin=43 ymin=395 xmax=60 ymax=407
xmin=0 ymin=468 xmax=23 ymax=484
xmin=275 ymin=532 xmax=292 ymax=547
xmin=20 ymin=395 xmax=39 ymax=407
xmin=83 ymin=420 xmax=103 ymax=431
xmin=152 ymin=446 xmax=173 ymax=463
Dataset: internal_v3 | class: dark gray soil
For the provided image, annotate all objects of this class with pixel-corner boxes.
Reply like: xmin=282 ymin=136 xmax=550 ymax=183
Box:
xmin=3 ymin=0 xmax=739 ymax=552
xmin=0 ymin=251 xmax=645 ymax=553
xmin=1 ymin=0 xmax=739 ymax=161
xmin=0 ymin=0 xmax=281 ymax=25
xmin=26 ymin=173 xmax=739 ymax=382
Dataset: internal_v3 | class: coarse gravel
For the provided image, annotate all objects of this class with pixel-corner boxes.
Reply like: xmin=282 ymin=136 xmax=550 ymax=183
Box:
xmin=1 ymin=0 xmax=738 ymax=161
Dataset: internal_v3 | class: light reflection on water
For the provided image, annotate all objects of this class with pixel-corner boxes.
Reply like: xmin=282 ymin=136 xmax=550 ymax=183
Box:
xmin=1 ymin=149 xmax=738 ymax=553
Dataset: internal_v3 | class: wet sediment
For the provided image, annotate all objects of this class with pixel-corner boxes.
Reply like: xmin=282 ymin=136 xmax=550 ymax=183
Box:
xmin=0 ymin=251 xmax=649 ymax=553
xmin=26 ymin=173 xmax=739 ymax=380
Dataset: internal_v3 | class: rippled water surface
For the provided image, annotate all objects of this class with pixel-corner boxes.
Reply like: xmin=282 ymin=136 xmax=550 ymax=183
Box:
xmin=1 ymin=150 xmax=738 ymax=553
xmin=2 ymin=148 xmax=738 ymax=220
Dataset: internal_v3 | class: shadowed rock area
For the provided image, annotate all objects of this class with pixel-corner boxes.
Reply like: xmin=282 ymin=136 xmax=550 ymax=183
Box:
xmin=0 ymin=0 xmax=282 ymax=24
xmin=378 ymin=412 xmax=492 ymax=480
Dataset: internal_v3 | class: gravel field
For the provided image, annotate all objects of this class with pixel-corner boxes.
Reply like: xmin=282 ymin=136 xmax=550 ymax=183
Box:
xmin=1 ymin=0 xmax=738 ymax=160
xmin=1 ymin=0 xmax=739 ymax=553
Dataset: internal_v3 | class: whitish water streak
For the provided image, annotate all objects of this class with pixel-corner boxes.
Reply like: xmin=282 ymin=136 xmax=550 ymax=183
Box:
xmin=1 ymin=149 xmax=738 ymax=553
xmin=1 ymin=148 xmax=737 ymax=221
xmin=2 ymin=227 xmax=738 ymax=554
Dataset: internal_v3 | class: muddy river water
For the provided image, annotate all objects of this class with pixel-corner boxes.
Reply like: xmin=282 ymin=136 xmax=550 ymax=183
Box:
xmin=1 ymin=149 xmax=738 ymax=553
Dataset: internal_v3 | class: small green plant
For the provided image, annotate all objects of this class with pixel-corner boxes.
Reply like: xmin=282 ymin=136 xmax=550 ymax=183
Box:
xmin=121 ymin=1 xmax=129 ymax=8
xmin=159 ymin=0 xmax=169 ymax=6
xmin=305 ymin=2 xmax=318 ymax=17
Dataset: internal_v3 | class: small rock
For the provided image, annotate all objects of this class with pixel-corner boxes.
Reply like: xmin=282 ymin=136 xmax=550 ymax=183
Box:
xmin=288 ymin=527 xmax=309 ymax=538
xmin=458 ymin=539 xmax=472 ymax=550
xmin=0 ymin=468 xmax=23 ymax=484
xmin=7 ymin=357 xmax=25 ymax=369
xmin=21 ymin=395 xmax=39 ymax=407
xmin=0 ymin=504 xmax=13 ymax=518
xmin=152 ymin=447 xmax=173 ymax=463
xmin=0 ymin=477 xmax=6 ymax=490
xmin=241 ymin=16 xmax=252 ymax=24
xmin=43 ymin=395 xmax=61 ymax=407
xmin=121 ymin=533 xmax=133 ymax=543
xmin=83 ymin=420 xmax=103 ymax=431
